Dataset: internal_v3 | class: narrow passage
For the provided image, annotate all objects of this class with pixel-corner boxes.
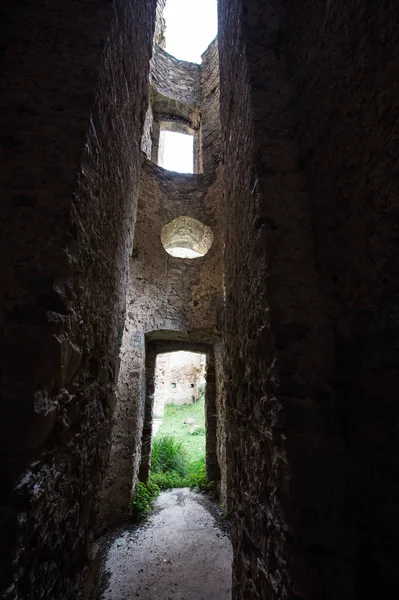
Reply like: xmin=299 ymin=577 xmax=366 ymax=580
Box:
xmin=100 ymin=488 xmax=232 ymax=600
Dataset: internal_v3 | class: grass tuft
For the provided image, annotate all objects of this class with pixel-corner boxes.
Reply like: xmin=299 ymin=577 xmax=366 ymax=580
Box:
xmin=147 ymin=398 xmax=214 ymax=495
xmin=130 ymin=480 xmax=160 ymax=522
xmin=154 ymin=401 xmax=206 ymax=462
xmin=151 ymin=436 xmax=188 ymax=476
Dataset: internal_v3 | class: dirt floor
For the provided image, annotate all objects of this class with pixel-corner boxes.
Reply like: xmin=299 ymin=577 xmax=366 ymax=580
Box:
xmin=99 ymin=488 xmax=232 ymax=600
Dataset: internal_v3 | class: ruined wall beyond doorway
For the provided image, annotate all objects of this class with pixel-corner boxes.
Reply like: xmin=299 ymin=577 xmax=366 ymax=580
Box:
xmin=0 ymin=1 xmax=157 ymax=597
xmin=153 ymin=351 xmax=206 ymax=416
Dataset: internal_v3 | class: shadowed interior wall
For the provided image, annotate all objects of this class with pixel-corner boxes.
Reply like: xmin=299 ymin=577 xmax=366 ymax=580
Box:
xmin=201 ymin=39 xmax=222 ymax=175
xmin=281 ymin=3 xmax=399 ymax=594
xmin=0 ymin=1 xmax=157 ymax=597
xmin=218 ymin=0 xmax=399 ymax=598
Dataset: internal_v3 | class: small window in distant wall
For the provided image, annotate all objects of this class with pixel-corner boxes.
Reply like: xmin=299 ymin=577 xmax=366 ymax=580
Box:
xmin=171 ymin=382 xmax=176 ymax=388
xmin=159 ymin=130 xmax=194 ymax=173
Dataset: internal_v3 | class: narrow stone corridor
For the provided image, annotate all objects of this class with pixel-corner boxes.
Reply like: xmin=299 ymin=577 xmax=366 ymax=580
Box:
xmin=99 ymin=489 xmax=232 ymax=600
xmin=2 ymin=1 xmax=399 ymax=598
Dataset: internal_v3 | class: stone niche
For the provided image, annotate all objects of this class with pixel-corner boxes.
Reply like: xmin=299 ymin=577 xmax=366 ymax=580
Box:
xmin=161 ymin=215 xmax=214 ymax=258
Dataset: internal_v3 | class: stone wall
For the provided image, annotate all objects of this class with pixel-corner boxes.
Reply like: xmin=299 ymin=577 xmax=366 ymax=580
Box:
xmin=141 ymin=96 xmax=154 ymax=160
xmin=132 ymin=160 xmax=223 ymax=335
xmin=143 ymin=36 xmax=221 ymax=176
xmin=218 ymin=0 xmax=399 ymax=598
xmin=281 ymin=1 xmax=399 ymax=595
xmin=100 ymin=16 xmax=225 ymax=527
xmin=149 ymin=46 xmax=202 ymax=169
xmin=96 ymin=324 xmax=147 ymax=532
xmin=218 ymin=0 xmax=349 ymax=598
xmin=200 ymin=39 xmax=222 ymax=175
xmin=0 ymin=1 xmax=157 ymax=597
xmin=154 ymin=0 xmax=167 ymax=48
xmin=153 ymin=46 xmax=201 ymax=107
xmin=214 ymin=341 xmax=228 ymax=504
xmin=97 ymin=158 xmax=224 ymax=526
xmin=153 ymin=351 xmax=205 ymax=414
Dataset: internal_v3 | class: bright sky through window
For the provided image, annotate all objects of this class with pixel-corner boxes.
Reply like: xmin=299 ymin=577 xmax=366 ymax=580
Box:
xmin=160 ymin=0 xmax=217 ymax=172
xmin=161 ymin=131 xmax=194 ymax=173
xmin=163 ymin=0 xmax=218 ymax=64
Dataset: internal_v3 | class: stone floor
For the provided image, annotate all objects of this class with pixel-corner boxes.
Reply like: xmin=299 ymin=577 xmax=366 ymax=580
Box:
xmin=100 ymin=488 xmax=232 ymax=600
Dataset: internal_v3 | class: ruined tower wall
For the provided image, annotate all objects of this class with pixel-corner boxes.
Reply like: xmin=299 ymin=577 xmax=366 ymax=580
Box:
xmin=219 ymin=0 xmax=399 ymax=598
xmin=132 ymin=162 xmax=223 ymax=336
xmin=101 ymin=39 xmax=226 ymax=519
xmin=200 ymin=39 xmax=222 ymax=175
xmin=281 ymin=1 xmax=399 ymax=594
xmin=153 ymin=46 xmax=202 ymax=107
xmin=0 ymin=1 xmax=157 ymax=597
xmin=197 ymin=41 xmax=227 ymax=504
xmin=154 ymin=352 xmax=205 ymax=413
xmin=99 ymin=161 xmax=224 ymax=524
xmin=218 ymin=0 xmax=349 ymax=598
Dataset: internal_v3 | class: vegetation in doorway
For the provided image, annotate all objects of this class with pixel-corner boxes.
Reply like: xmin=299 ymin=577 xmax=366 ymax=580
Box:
xmin=130 ymin=480 xmax=160 ymax=522
xmin=155 ymin=399 xmax=206 ymax=460
xmin=151 ymin=436 xmax=187 ymax=477
xmin=149 ymin=399 xmax=214 ymax=492
xmin=190 ymin=426 xmax=205 ymax=436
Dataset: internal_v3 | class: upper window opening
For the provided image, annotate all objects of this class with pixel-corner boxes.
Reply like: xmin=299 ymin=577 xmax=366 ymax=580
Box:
xmin=161 ymin=216 xmax=213 ymax=259
xmin=163 ymin=0 xmax=218 ymax=64
xmin=159 ymin=130 xmax=193 ymax=173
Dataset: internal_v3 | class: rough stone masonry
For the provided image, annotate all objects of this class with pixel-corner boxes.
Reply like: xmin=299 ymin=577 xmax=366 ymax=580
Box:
xmin=1 ymin=1 xmax=399 ymax=599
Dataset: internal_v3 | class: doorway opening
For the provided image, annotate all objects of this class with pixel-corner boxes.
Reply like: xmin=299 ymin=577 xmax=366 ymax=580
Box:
xmin=151 ymin=350 xmax=207 ymax=489
xmin=139 ymin=340 xmax=220 ymax=490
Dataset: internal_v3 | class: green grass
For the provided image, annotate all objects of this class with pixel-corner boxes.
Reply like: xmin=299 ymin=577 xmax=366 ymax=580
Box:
xmin=155 ymin=399 xmax=206 ymax=462
xmin=151 ymin=436 xmax=187 ymax=476
xmin=131 ymin=400 xmax=211 ymax=519
xmin=130 ymin=480 xmax=160 ymax=522
xmin=150 ymin=399 xmax=213 ymax=492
